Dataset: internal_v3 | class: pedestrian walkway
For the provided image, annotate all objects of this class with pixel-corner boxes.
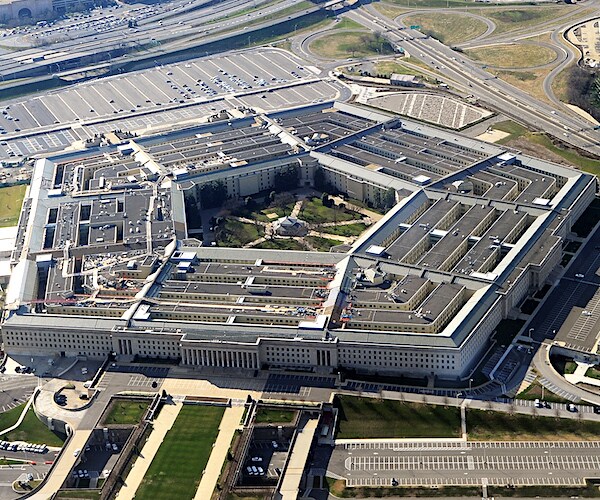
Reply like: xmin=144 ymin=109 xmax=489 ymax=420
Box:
xmin=116 ymin=402 xmax=183 ymax=500
xmin=193 ymin=405 xmax=245 ymax=500
xmin=565 ymin=361 xmax=600 ymax=388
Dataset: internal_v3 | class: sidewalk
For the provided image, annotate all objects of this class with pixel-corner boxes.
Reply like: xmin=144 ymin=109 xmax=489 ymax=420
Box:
xmin=193 ymin=405 xmax=245 ymax=500
xmin=565 ymin=362 xmax=600 ymax=388
xmin=116 ymin=402 xmax=183 ymax=499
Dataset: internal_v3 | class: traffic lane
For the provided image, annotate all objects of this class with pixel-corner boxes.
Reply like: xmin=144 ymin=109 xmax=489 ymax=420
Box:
xmin=353 ymin=7 xmax=599 ymax=153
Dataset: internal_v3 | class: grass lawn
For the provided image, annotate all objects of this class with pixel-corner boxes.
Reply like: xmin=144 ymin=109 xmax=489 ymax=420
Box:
xmin=253 ymin=238 xmax=306 ymax=251
xmin=320 ymin=223 xmax=368 ymax=237
xmin=552 ymin=64 xmax=572 ymax=103
xmin=0 ymin=184 xmax=26 ymax=228
xmin=0 ymin=404 xmax=25 ymax=431
xmin=334 ymin=396 xmax=461 ymax=439
xmin=333 ymin=18 xmax=363 ymax=30
xmin=299 ymin=197 xmax=361 ymax=224
xmin=487 ymin=483 xmax=600 ymax=498
xmin=102 ymin=400 xmax=148 ymax=425
xmin=55 ymin=491 xmax=101 ymax=499
xmin=216 ymin=219 xmax=264 ymax=247
xmin=516 ymin=380 xmax=572 ymax=405
xmin=306 ymin=235 xmax=343 ymax=252
xmin=585 ymin=366 xmax=600 ymax=380
xmin=325 ymin=476 xmax=482 ymax=498
xmin=310 ymin=32 xmax=394 ymax=59
xmin=492 ymin=122 xmax=600 ymax=174
xmin=387 ymin=0 xmax=474 ymax=8
xmin=373 ymin=60 xmax=437 ymax=83
xmin=2 ymin=407 xmax=64 ymax=447
xmin=255 ymin=408 xmax=296 ymax=424
xmin=467 ymin=409 xmax=600 ymax=440
xmin=231 ymin=200 xmax=294 ymax=223
xmin=466 ymin=44 xmax=556 ymax=69
xmin=494 ymin=69 xmax=551 ymax=104
xmin=482 ymin=6 xmax=574 ymax=34
xmin=402 ymin=13 xmax=488 ymax=44
xmin=135 ymin=405 xmax=225 ymax=500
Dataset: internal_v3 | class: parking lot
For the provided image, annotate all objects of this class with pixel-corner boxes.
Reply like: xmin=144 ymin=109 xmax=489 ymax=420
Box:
xmin=329 ymin=439 xmax=600 ymax=487
xmin=0 ymin=48 xmax=344 ymax=160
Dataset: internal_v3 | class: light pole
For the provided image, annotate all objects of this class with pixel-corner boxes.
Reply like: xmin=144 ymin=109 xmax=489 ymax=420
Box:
xmin=528 ymin=328 xmax=534 ymax=339
xmin=468 ymin=378 xmax=473 ymax=393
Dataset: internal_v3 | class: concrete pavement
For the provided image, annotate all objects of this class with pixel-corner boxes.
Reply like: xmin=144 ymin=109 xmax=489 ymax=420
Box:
xmin=193 ymin=405 xmax=244 ymax=500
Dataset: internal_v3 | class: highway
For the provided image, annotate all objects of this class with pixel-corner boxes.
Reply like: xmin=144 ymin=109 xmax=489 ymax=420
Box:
xmin=342 ymin=5 xmax=600 ymax=156
xmin=0 ymin=0 xmax=310 ymax=83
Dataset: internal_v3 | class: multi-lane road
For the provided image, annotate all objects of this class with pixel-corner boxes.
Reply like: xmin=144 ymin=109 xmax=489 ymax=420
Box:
xmin=340 ymin=5 xmax=600 ymax=157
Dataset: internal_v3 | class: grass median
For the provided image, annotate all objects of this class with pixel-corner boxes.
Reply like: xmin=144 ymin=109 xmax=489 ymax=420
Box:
xmin=135 ymin=404 xmax=224 ymax=500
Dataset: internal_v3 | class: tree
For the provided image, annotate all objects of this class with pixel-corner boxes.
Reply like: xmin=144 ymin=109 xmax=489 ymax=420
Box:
xmin=273 ymin=165 xmax=299 ymax=192
xmin=199 ymin=181 xmax=227 ymax=209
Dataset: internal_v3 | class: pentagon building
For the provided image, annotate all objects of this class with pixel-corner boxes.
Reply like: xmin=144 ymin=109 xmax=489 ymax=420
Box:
xmin=2 ymin=102 xmax=595 ymax=380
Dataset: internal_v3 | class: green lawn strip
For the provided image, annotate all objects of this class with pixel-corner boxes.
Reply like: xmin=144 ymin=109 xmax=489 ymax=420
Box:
xmin=0 ymin=458 xmax=25 ymax=465
xmin=527 ymin=133 xmax=600 ymax=174
xmin=253 ymin=239 xmax=306 ymax=250
xmin=135 ymin=405 xmax=225 ymax=500
xmin=102 ymin=401 xmax=148 ymax=425
xmin=0 ymin=184 xmax=26 ymax=228
xmin=2 ymin=407 xmax=64 ymax=446
xmin=55 ymin=491 xmax=101 ymax=499
xmin=216 ymin=219 xmax=263 ymax=247
xmin=334 ymin=396 xmax=461 ymax=439
xmin=492 ymin=121 xmax=600 ymax=174
xmin=467 ymin=409 xmax=600 ymax=440
xmin=319 ymin=223 xmax=367 ymax=237
xmin=306 ymin=235 xmax=342 ymax=252
xmin=299 ymin=197 xmax=361 ymax=224
xmin=487 ymin=483 xmax=600 ymax=497
xmin=492 ymin=120 xmax=528 ymax=144
xmin=325 ymin=476 xmax=483 ymax=497
xmin=516 ymin=381 xmax=572 ymax=405
xmin=387 ymin=0 xmax=474 ymax=8
xmin=255 ymin=408 xmax=296 ymax=424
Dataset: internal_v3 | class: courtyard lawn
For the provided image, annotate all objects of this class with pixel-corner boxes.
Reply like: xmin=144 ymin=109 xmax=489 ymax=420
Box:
xmin=299 ymin=197 xmax=361 ymax=225
xmin=135 ymin=405 xmax=224 ymax=500
xmin=102 ymin=400 xmax=148 ymax=425
xmin=320 ymin=223 xmax=368 ymax=237
xmin=253 ymin=239 xmax=306 ymax=251
xmin=255 ymin=408 xmax=296 ymax=424
xmin=306 ymin=235 xmax=343 ymax=252
xmin=0 ymin=184 xmax=26 ymax=228
xmin=334 ymin=396 xmax=461 ymax=439
xmin=216 ymin=219 xmax=264 ymax=247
